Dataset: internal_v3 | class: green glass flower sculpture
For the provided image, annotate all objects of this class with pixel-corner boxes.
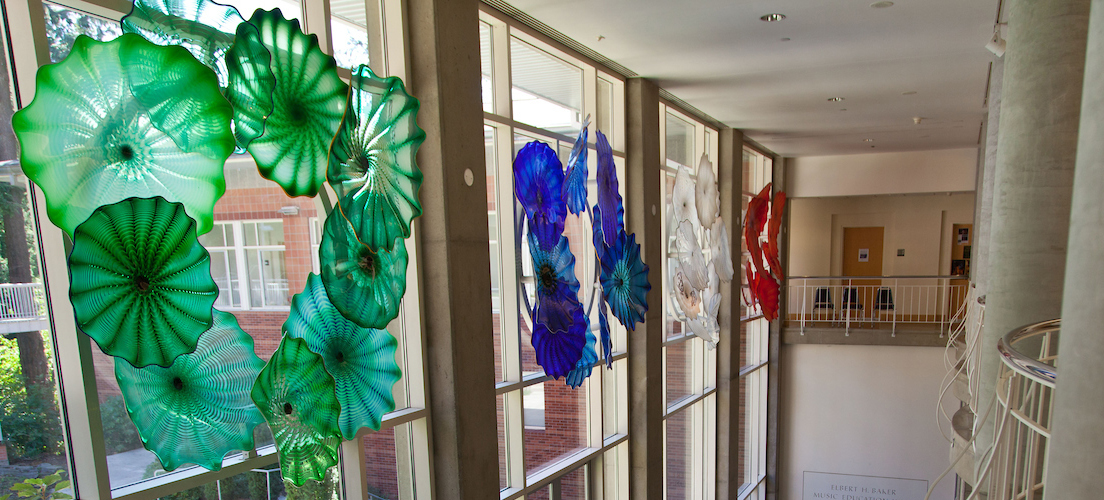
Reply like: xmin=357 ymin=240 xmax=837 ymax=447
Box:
xmin=251 ymin=335 xmax=342 ymax=486
xmin=69 ymin=197 xmax=218 ymax=368
xmin=115 ymin=310 xmax=265 ymax=471
xmin=11 ymin=34 xmax=232 ymax=236
xmin=285 ymin=274 xmax=401 ymax=439
xmin=320 ymin=207 xmax=408 ymax=329
xmin=329 ymin=65 xmax=425 ymax=250
xmin=246 ymin=8 xmax=346 ymax=198
xmin=121 ymin=0 xmax=277 ymax=150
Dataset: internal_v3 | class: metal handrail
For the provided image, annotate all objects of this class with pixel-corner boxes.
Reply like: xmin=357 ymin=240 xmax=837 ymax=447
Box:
xmin=997 ymin=318 xmax=1059 ymax=388
xmin=787 ymin=275 xmax=966 ymax=280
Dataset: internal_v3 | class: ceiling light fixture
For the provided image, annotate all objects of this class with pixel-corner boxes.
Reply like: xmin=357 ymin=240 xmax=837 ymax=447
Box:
xmin=863 ymin=139 xmax=874 ymax=142
xmin=986 ymin=24 xmax=1007 ymax=57
xmin=902 ymin=91 xmax=918 ymax=95
xmin=827 ymin=97 xmax=844 ymax=102
xmin=870 ymin=1 xmax=894 ymax=8
xmin=780 ymin=37 xmax=792 ymax=42
xmin=760 ymin=13 xmax=786 ymax=22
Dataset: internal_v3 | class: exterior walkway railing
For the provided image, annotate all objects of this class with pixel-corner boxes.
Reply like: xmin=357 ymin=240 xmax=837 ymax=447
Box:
xmin=0 ymin=282 xmax=45 ymax=320
xmin=785 ymin=276 xmax=968 ymax=336
xmin=981 ymin=319 xmax=1058 ymax=500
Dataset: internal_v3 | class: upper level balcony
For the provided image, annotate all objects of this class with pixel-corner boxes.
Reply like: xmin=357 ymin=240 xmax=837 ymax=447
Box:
xmin=0 ymin=282 xmax=49 ymax=335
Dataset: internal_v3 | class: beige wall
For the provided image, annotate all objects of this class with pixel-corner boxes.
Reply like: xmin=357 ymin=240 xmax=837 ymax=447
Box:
xmin=788 ymin=193 xmax=976 ymax=278
xmin=785 ymin=148 xmax=978 ymax=197
xmin=780 ymin=344 xmax=957 ymax=500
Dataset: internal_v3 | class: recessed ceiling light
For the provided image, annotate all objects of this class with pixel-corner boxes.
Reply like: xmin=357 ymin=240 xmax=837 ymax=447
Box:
xmin=871 ymin=1 xmax=894 ymax=7
xmin=902 ymin=90 xmax=917 ymax=95
xmin=760 ymin=13 xmax=786 ymax=22
xmin=839 ymin=108 xmax=848 ymax=111
xmin=863 ymin=138 xmax=874 ymax=142
xmin=827 ymin=97 xmax=844 ymax=102
xmin=780 ymin=37 xmax=792 ymax=41
xmin=597 ymin=35 xmax=606 ymax=42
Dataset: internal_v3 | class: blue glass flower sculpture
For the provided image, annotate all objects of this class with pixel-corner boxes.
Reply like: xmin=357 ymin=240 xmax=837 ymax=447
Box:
xmin=599 ymin=228 xmax=650 ymax=331
xmin=320 ymin=207 xmax=408 ymax=329
xmin=68 ymin=197 xmax=218 ymax=368
xmin=527 ymin=228 xmax=585 ymax=379
xmin=598 ymin=296 xmax=612 ymax=368
xmin=329 ymin=64 xmax=426 ymax=251
xmin=595 ymin=130 xmax=624 ymax=247
xmin=251 ymin=336 xmax=342 ymax=486
xmin=120 ymin=0 xmax=276 ymax=150
xmin=564 ymin=327 xmax=597 ymax=389
xmin=246 ymin=8 xmax=347 ymax=198
xmin=115 ymin=310 xmax=265 ymax=471
xmin=11 ymin=34 xmax=232 ymax=236
xmin=285 ymin=274 xmax=402 ymax=439
xmin=515 ymin=142 xmax=567 ymax=246
xmin=561 ymin=117 xmax=589 ymax=216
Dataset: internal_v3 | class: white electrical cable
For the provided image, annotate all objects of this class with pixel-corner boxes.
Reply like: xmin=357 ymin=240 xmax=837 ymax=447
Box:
xmin=923 ymin=389 xmax=999 ymax=500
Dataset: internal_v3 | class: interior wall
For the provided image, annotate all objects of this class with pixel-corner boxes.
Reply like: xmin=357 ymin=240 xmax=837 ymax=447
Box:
xmin=779 ymin=344 xmax=958 ymax=500
xmin=788 ymin=193 xmax=976 ymax=277
xmin=785 ymin=148 xmax=978 ymax=197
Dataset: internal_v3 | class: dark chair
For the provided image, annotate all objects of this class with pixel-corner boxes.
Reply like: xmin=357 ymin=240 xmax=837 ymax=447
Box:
xmin=840 ymin=287 xmax=864 ymax=325
xmin=811 ymin=287 xmax=833 ymax=321
xmin=874 ymin=287 xmax=895 ymax=322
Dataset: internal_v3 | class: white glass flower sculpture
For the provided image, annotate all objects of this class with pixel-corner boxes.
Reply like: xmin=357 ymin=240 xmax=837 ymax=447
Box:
xmin=695 ymin=154 xmax=719 ymax=231
xmin=672 ymin=268 xmax=701 ymax=317
xmin=671 ymin=164 xmax=698 ymax=229
xmin=711 ymin=220 xmax=734 ymax=282
xmin=676 ymin=220 xmax=708 ymax=290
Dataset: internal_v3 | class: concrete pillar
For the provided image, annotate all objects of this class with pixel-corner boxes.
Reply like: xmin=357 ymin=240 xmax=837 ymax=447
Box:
xmin=767 ymin=156 xmax=789 ymax=500
xmin=716 ymin=127 xmax=744 ymax=500
xmin=625 ymin=77 xmax=663 ymax=500
xmin=406 ymin=0 xmax=499 ymax=497
xmin=1046 ymin=1 xmax=1104 ymax=496
xmin=972 ymin=60 xmax=1003 ymax=300
xmin=974 ymin=0 xmax=1089 ymax=469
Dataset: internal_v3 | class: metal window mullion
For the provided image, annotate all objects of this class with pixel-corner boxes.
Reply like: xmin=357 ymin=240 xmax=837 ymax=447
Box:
xmin=490 ymin=17 xmax=512 ymax=119
xmin=301 ymin=0 xmax=333 ymax=53
xmin=491 ymin=120 xmax=521 ymax=383
xmin=4 ymin=0 xmax=112 ymax=496
xmin=231 ymin=223 xmax=250 ymax=310
xmin=504 ymin=388 xmax=525 ymax=490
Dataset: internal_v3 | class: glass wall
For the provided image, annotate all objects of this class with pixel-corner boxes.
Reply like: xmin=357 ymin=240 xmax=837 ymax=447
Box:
xmin=480 ymin=6 xmax=629 ymax=499
xmin=7 ymin=0 xmax=431 ymax=497
xmin=659 ymin=104 xmax=719 ymax=500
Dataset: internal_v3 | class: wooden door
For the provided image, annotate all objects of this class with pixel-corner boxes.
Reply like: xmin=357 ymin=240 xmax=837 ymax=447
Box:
xmin=949 ymin=223 xmax=973 ymax=318
xmin=842 ymin=227 xmax=884 ymax=317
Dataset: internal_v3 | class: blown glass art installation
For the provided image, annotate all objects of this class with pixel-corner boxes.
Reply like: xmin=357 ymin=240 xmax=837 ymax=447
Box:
xmin=527 ymin=227 xmax=586 ymax=379
xmin=115 ymin=310 xmax=265 ymax=471
xmin=68 ymin=196 xmax=218 ymax=368
xmin=11 ymin=34 xmax=232 ymax=236
xmin=285 ymin=274 xmax=402 ymax=439
xmin=320 ymin=207 xmax=408 ymax=329
xmin=695 ymin=154 xmax=719 ymax=231
xmin=329 ymin=64 xmax=426 ymax=251
xmin=595 ymin=130 xmax=624 ymax=247
xmin=562 ymin=115 xmax=589 ymax=216
xmin=252 ymin=336 xmax=342 ymax=486
xmin=514 ymin=141 xmax=567 ymax=246
xmin=743 ymin=183 xmax=786 ymax=321
xmin=565 ymin=329 xmax=598 ymax=389
xmin=120 ymin=0 xmax=276 ymax=149
xmin=246 ymin=8 xmax=346 ymax=198
xmin=599 ymin=230 xmax=650 ymax=331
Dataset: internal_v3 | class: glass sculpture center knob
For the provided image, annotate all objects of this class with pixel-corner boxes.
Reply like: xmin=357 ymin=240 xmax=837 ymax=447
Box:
xmin=538 ymin=264 xmax=556 ymax=291
xmin=335 ymin=351 xmax=345 ymax=363
xmin=172 ymin=377 xmax=183 ymax=390
xmin=119 ymin=144 xmax=134 ymax=160
xmin=135 ymin=276 xmax=151 ymax=292
xmin=283 ymin=402 xmax=293 ymax=415
xmin=358 ymin=248 xmax=376 ymax=275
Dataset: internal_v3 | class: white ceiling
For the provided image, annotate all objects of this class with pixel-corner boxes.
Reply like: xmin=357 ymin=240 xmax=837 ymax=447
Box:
xmin=502 ymin=0 xmax=1000 ymax=157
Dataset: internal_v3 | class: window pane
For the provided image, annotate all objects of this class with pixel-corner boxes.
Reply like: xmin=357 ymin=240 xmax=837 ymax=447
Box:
xmin=560 ymin=466 xmax=587 ymax=499
xmin=330 ymin=0 xmax=369 ymax=70
xmin=209 ymin=249 xmax=242 ymax=308
xmin=510 ymin=38 xmax=583 ymax=135
xmin=666 ymin=340 xmax=693 ymax=408
xmin=43 ymin=2 xmax=121 ymax=62
xmin=665 ymin=408 xmax=693 ymax=500
xmin=596 ymin=78 xmax=613 ymax=143
xmin=363 ymin=425 xmax=400 ymax=499
xmin=256 ymin=221 xmax=285 ymax=246
xmin=486 ymin=125 xmax=505 ymax=382
xmin=524 ymin=379 xmax=586 ymax=475
xmin=259 ymin=249 xmax=288 ymax=306
xmin=498 ymin=394 xmax=509 ymax=490
xmin=666 ymin=113 xmax=694 ymax=168
xmin=480 ymin=22 xmax=493 ymax=113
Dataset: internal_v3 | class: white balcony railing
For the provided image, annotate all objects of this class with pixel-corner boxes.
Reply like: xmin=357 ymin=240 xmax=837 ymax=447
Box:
xmin=785 ymin=276 xmax=969 ymax=336
xmin=0 ymin=282 xmax=46 ymax=321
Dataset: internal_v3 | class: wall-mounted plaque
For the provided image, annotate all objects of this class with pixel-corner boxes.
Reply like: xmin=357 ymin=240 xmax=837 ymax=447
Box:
xmin=803 ymin=471 xmax=928 ymax=500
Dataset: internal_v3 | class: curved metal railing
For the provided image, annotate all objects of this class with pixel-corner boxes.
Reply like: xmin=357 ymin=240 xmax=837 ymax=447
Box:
xmin=983 ymin=319 xmax=1059 ymax=500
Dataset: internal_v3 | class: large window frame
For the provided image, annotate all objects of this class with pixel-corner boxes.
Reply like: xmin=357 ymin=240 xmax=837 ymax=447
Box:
xmin=480 ymin=5 xmax=631 ymax=499
xmin=3 ymin=0 xmax=433 ymax=497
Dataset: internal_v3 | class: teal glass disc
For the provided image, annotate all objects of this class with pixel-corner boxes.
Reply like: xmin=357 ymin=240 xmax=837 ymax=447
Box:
xmin=319 ymin=207 xmax=408 ymax=329
xmin=69 ymin=197 xmax=218 ymax=368
xmin=251 ymin=335 xmax=342 ymax=486
xmin=245 ymin=8 xmax=347 ymax=198
xmin=11 ymin=34 xmax=232 ymax=236
xmin=115 ymin=310 xmax=265 ymax=471
xmin=285 ymin=274 xmax=402 ymax=439
xmin=121 ymin=0 xmax=276 ymax=150
xmin=328 ymin=64 xmax=425 ymax=251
